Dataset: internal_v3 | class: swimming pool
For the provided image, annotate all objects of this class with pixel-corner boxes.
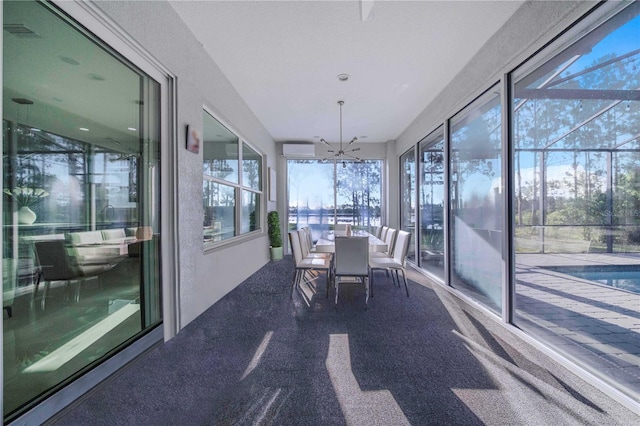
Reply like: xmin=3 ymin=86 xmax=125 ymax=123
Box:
xmin=545 ymin=265 xmax=640 ymax=294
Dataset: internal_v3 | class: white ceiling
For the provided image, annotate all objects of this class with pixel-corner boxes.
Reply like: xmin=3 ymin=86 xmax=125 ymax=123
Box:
xmin=170 ymin=0 xmax=524 ymax=144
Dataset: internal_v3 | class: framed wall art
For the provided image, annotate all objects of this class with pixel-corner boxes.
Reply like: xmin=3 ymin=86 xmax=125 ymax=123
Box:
xmin=186 ymin=124 xmax=200 ymax=154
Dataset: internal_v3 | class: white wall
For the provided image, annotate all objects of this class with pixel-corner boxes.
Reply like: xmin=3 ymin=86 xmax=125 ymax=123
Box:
xmin=396 ymin=0 xmax=598 ymax=154
xmin=95 ymin=1 xmax=277 ymax=329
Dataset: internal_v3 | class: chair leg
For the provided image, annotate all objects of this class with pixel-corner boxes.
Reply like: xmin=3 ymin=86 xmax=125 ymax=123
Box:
xmin=326 ymin=268 xmax=331 ymax=298
xmin=3 ymin=306 xmax=12 ymax=318
xmin=41 ymin=281 xmax=50 ymax=310
xmin=401 ymin=269 xmax=409 ymax=297
xmin=365 ymin=275 xmax=370 ymax=307
xmin=32 ymin=272 xmax=41 ymax=308
xmin=74 ymin=280 xmax=81 ymax=302
xmin=389 ymin=268 xmax=397 ymax=286
xmin=291 ymin=269 xmax=300 ymax=299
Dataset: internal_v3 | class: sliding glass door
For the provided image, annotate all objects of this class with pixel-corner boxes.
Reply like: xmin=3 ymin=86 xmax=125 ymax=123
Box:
xmin=418 ymin=129 xmax=445 ymax=279
xmin=3 ymin=1 xmax=162 ymax=420
xmin=400 ymin=149 xmax=416 ymax=263
xmin=512 ymin=2 xmax=640 ymax=401
xmin=449 ymin=87 xmax=503 ymax=314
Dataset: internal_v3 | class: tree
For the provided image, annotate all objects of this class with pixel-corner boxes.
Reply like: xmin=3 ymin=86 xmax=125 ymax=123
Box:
xmin=336 ymin=161 xmax=382 ymax=227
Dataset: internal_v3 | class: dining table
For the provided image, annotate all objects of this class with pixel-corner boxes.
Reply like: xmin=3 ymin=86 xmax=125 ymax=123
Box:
xmin=313 ymin=230 xmax=388 ymax=253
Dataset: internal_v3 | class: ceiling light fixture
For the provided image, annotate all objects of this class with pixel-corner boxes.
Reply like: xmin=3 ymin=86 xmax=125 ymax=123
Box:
xmin=320 ymin=100 xmax=362 ymax=168
xmin=59 ymin=56 xmax=80 ymax=65
xmin=89 ymin=73 xmax=106 ymax=81
xmin=3 ymin=24 xmax=40 ymax=38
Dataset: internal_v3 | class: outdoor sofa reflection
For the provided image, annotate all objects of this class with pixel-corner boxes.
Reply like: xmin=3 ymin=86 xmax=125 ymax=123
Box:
xmin=31 ymin=228 xmax=144 ymax=309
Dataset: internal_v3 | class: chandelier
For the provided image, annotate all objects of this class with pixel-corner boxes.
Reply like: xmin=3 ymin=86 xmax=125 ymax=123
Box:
xmin=321 ymin=100 xmax=362 ymax=168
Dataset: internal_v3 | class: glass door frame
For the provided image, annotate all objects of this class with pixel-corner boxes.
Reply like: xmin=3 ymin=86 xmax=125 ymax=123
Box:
xmin=2 ymin=1 xmax=179 ymax=423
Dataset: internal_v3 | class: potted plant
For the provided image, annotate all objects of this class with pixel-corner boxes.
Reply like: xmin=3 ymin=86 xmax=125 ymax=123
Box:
xmin=267 ymin=211 xmax=283 ymax=261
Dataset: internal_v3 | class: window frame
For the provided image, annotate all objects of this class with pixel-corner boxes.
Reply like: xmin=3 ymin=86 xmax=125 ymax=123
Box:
xmin=202 ymin=107 xmax=264 ymax=251
xmin=286 ymin=158 xmax=385 ymax=245
xmin=397 ymin=0 xmax=639 ymax=411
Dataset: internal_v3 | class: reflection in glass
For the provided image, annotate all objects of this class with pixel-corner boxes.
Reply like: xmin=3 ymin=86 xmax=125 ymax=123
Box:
xmin=400 ymin=149 xmax=416 ymax=263
xmin=202 ymin=111 xmax=239 ymax=184
xmin=513 ymin=2 xmax=640 ymax=401
xmin=2 ymin=1 xmax=161 ymax=420
xmin=203 ymin=181 xmax=236 ymax=242
xmin=202 ymin=115 xmax=262 ymax=245
xmin=450 ymin=88 xmax=503 ymax=313
xmin=419 ymin=131 xmax=445 ymax=279
xmin=241 ymin=190 xmax=260 ymax=234
xmin=242 ymin=143 xmax=262 ymax=191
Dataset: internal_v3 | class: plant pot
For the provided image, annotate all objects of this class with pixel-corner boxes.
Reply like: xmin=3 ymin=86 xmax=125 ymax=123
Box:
xmin=269 ymin=246 xmax=283 ymax=261
xmin=18 ymin=206 xmax=37 ymax=225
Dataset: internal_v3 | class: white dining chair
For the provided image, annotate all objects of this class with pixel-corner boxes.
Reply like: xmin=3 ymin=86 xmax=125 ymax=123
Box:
xmin=380 ymin=226 xmax=389 ymax=241
xmin=370 ymin=228 xmax=397 ymax=259
xmin=369 ymin=230 xmax=411 ymax=297
xmin=297 ymin=229 xmax=332 ymax=285
xmin=300 ymin=227 xmax=325 ymax=255
xmin=333 ymin=236 xmax=370 ymax=306
xmin=300 ymin=227 xmax=314 ymax=251
xmin=333 ymin=223 xmax=347 ymax=232
xmin=298 ymin=229 xmax=331 ymax=260
xmin=289 ymin=231 xmax=332 ymax=298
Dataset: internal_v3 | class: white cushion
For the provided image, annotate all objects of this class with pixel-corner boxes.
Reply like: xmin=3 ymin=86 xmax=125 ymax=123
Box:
xmin=68 ymin=231 xmax=103 ymax=246
xmin=101 ymin=228 xmax=126 ymax=241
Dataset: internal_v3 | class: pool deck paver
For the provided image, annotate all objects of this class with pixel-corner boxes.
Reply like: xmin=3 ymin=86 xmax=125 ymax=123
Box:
xmin=515 ymin=252 xmax=640 ymax=401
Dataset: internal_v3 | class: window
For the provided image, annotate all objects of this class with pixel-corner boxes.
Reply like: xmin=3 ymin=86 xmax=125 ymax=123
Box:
xmin=512 ymin=2 xmax=640 ymax=400
xmin=400 ymin=149 xmax=416 ymax=263
xmin=450 ymin=86 xmax=503 ymax=314
xmin=418 ymin=128 xmax=445 ymax=279
xmin=2 ymin=1 xmax=162 ymax=420
xmin=287 ymin=160 xmax=382 ymax=242
xmin=399 ymin=0 xmax=639 ymax=405
xmin=202 ymin=110 xmax=262 ymax=245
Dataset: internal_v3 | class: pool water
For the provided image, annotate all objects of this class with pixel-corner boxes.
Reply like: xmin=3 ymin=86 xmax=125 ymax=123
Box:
xmin=547 ymin=265 xmax=640 ymax=294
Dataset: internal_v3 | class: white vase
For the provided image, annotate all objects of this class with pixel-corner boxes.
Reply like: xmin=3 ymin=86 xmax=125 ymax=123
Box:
xmin=18 ymin=206 xmax=37 ymax=225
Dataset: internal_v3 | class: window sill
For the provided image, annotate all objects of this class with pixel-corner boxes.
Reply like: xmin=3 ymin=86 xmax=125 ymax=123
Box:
xmin=203 ymin=229 xmax=265 ymax=253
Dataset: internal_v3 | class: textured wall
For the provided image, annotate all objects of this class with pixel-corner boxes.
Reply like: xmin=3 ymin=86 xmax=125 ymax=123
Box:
xmin=95 ymin=1 xmax=277 ymax=330
xmin=396 ymin=1 xmax=598 ymax=154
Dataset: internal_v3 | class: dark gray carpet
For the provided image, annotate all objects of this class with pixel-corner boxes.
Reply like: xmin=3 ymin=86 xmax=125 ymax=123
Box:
xmin=51 ymin=256 xmax=639 ymax=425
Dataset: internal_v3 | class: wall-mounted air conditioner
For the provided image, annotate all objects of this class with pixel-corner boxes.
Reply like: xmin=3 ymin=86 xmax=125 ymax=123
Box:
xmin=282 ymin=143 xmax=315 ymax=157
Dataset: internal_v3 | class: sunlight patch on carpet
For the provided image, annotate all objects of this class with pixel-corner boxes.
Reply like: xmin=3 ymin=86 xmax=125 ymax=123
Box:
xmin=241 ymin=331 xmax=274 ymax=380
xmin=326 ymin=333 xmax=410 ymax=425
